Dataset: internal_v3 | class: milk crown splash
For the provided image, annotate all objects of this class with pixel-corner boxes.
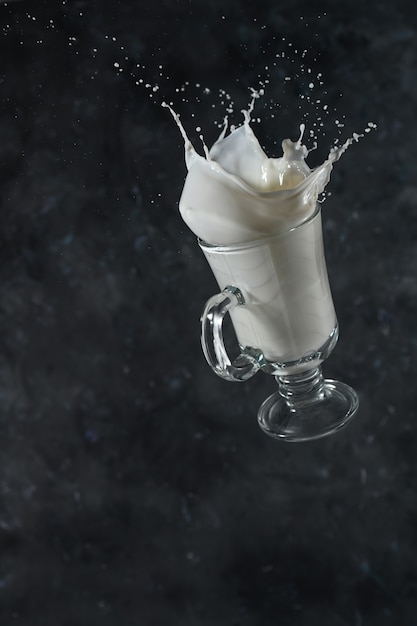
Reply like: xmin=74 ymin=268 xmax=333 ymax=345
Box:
xmin=208 ymin=98 xmax=311 ymax=192
xmin=164 ymin=95 xmax=362 ymax=245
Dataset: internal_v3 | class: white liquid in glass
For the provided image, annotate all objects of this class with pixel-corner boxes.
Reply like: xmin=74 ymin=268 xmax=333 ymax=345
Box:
xmin=201 ymin=207 xmax=336 ymax=364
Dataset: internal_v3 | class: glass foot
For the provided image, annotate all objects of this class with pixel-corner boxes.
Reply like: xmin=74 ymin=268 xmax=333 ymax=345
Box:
xmin=257 ymin=370 xmax=359 ymax=442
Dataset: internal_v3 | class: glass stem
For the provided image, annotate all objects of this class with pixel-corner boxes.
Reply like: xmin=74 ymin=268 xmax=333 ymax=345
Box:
xmin=276 ymin=366 xmax=325 ymax=409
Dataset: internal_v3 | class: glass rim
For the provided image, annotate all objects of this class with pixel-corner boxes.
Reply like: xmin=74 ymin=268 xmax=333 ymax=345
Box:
xmin=198 ymin=203 xmax=321 ymax=252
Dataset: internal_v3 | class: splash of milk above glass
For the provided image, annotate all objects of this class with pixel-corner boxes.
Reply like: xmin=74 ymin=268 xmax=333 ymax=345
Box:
xmin=163 ymin=94 xmax=365 ymax=245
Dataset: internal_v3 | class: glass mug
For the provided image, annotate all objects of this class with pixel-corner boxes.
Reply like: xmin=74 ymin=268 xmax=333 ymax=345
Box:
xmin=199 ymin=205 xmax=359 ymax=442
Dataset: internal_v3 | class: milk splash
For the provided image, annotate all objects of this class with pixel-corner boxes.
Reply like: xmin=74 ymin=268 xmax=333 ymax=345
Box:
xmin=163 ymin=91 xmax=375 ymax=245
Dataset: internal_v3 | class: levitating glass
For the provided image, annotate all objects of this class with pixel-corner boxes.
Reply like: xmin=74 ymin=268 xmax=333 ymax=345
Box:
xmin=199 ymin=205 xmax=358 ymax=442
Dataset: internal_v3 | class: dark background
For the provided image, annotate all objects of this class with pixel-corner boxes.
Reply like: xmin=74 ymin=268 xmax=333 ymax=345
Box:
xmin=0 ymin=1 xmax=416 ymax=624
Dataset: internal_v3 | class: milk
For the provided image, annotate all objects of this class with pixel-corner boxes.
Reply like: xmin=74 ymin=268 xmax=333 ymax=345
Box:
xmin=165 ymin=97 xmax=363 ymax=368
xmin=200 ymin=206 xmax=336 ymax=366
xmin=164 ymin=97 xmax=361 ymax=246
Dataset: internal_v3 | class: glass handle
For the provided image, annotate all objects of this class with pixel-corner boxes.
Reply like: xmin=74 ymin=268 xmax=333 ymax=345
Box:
xmin=200 ymin=285 xmax=260 ymax=382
